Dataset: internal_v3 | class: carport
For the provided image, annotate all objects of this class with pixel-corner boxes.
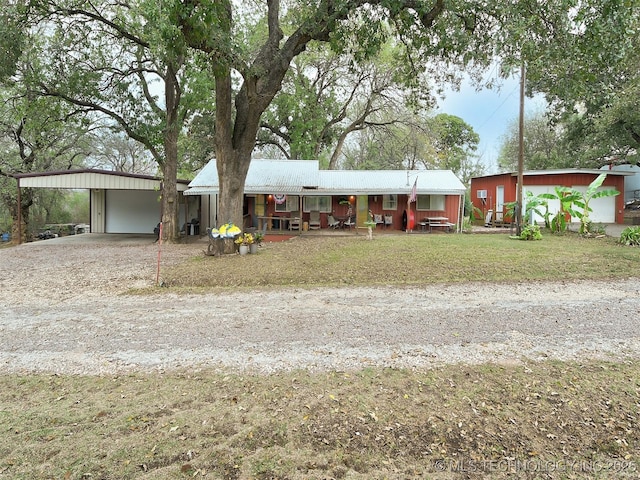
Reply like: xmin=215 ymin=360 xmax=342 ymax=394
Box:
xmin=13 ymin=169 xmax=195 ymax=243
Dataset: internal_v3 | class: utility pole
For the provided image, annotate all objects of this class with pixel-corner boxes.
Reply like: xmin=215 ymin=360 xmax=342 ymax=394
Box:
xmin=516 ymin=62 xmax=525 ymax=236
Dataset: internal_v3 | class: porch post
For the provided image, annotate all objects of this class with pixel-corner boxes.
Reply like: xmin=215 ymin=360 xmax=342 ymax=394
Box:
xmin=16 ymin=176 xmax=22 ymax=245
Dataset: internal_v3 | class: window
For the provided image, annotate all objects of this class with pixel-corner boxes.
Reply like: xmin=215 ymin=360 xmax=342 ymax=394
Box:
xmin=303 ymin=196 xmax=331 ymax=213
xmin=383 ymin=194 xmax=397 ymax=210
xmin=417 ymin=195 xmax=445 ymax=211
xmin=275 ymin=195 xmax=299 ymax=212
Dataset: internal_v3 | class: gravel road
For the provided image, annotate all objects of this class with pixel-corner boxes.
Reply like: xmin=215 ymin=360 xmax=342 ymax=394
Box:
xmin=1 ymin=236 xmax=639 ymax=375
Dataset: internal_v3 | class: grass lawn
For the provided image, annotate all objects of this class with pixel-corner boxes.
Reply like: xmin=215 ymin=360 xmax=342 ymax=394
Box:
xmin=160 ymin=231 xmax=639 ymax=290
xmin=2 ymin=232 xmax=639 ymax=479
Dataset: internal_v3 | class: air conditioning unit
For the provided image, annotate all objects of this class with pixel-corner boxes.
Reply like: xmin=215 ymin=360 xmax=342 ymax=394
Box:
xmin=477 ymin=189 xmax=487 ymax=199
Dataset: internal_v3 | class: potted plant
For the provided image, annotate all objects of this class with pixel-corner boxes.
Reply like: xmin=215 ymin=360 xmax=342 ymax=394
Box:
xmin=252 ymin=232 xmax=264 ymax=253
xmin=234 ymin=232 xmax=254 ymax=255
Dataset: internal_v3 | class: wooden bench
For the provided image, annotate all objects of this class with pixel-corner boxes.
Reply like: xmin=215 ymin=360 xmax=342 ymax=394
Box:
xmin=428 ymin=221 xmax=455 ymax=232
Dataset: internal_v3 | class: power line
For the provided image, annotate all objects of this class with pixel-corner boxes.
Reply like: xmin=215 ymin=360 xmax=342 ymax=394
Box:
xmin=476 ymin=83 xmax=519 ymax=131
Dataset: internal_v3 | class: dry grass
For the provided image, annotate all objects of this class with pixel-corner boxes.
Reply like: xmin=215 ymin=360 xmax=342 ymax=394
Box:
xmin=2 ymin=361 xmax=639 ymax=479
xmin=2 ymin=232 xmax=640 ymax=479
xmin=160 ymin=231 xmax=639 ymax=291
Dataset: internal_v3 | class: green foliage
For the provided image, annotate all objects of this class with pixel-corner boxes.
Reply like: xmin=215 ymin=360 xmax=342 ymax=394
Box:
xmin=505 ymin=191 xmax=549 ymax=227
xmin=549 ymin=209 xmax=568 ymax=234
xmin=526 ymin=175 xmax=620 ymax=235
xmin=497 ymin=110 xmax=572 ymax=171
xmin=461 ymin=216 xmax=473 ymax=233
xmin=0 ymin=1 xmax=24 ymax=82
xmin=573 ymin=174 xmax=620 ymax=234
xmin=619 ymin=226 xmax=640 ymax=246
xmin=518 ymin=224 xmax=542 ymax=241
xmin=526 ymin=1 xmax=640 ymax=166
xmin=426 ymin=114 xmax=482 ymax=184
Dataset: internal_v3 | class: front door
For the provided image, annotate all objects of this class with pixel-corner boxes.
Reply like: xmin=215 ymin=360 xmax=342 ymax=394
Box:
xmin=496 ymin=186 xmax=505 ymax=220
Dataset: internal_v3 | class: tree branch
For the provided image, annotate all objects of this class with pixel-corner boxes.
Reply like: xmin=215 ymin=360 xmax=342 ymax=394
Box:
xmin=37 ymin=85 xmax=162 ymax=163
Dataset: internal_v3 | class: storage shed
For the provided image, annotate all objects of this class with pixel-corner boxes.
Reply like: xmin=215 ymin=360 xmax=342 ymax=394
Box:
xmin=470 ymin=169 xmax=634 ymax=225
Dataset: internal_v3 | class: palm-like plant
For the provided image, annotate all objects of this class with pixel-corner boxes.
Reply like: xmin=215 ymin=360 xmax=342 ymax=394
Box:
xmin=572 ymin=174 xmax=620 ymax=234
xmin=509 ymin=174 xmax=619 ymax=235
xmin=541 ymin=174 xmax=619 ymax=234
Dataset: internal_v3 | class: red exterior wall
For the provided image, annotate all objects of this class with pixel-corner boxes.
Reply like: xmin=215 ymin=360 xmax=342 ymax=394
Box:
xmin=262 ymin=193 xmax=462 ymax=230
xmin=470 ymin=172 xmax=627 ymax=224
xmin=469 ymin=173 xmax=515 ymax=222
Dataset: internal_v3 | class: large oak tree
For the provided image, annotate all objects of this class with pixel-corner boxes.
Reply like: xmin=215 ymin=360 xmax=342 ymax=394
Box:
xmin=179 ymin=0 xmax=588 ymax=228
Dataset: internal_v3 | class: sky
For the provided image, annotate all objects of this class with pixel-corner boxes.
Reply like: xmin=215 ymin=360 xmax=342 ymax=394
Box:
xmin=435 ymin=74 xmax=547 ymax=174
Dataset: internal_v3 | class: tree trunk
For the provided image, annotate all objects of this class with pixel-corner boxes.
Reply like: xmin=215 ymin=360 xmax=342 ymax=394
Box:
xmin=9 ymin=188 xmax=32 ymax=244
xmin=160 ymin=62 xmax=182 ymax=242
xmin=215 ymin=71 xmax=253 ymax=229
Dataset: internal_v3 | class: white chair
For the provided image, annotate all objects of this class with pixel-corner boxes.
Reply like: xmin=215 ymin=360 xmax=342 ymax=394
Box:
xmin=289 ymin=212 xmax=301 ymax=231
xmin=343 ymin=216 xmax=356 ymax=230
xmin=327 ymin=215 xmax=341 ymax=229
xmin=309 ymin=211 xmax=321 ymax=230
xmin=374 ymin=214 xmax=383 ymax=228
xmin=384 ymin=214 xmax=393 ymax=229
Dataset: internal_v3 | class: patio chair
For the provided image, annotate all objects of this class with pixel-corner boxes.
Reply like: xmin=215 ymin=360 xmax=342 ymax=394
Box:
xmin=343 ymin=216 xmax=356 ymax=230
xmin=327 ymin=214 xmax=341 ymax=229
xmin=374 ymin=214 xmax=383 ymax=228
xmin=383 ymin=214 xmax=393 ymax=229
xmin=309 ymin=211 xmax=321 ymax=230
xmin=289 ymin=212 xmax=301 ymax=231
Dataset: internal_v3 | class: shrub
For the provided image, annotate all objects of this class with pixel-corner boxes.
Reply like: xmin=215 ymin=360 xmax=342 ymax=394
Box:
xmin=619 ymin=226 xmax=640 ymax=246
xmin=520 ymin=224 xmax=542 ymax=241
xmin=461 ymin=216 xmax=473 ymax=233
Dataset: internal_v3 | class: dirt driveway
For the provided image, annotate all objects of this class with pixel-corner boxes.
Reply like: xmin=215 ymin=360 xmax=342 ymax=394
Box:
xmin=1 ymin=235 xmax=639 ymax=375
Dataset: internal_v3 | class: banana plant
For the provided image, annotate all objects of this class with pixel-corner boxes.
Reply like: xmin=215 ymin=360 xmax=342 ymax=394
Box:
xmin=505 ymin=191 xmax=549 ymax=226
xmin=538 ymin=174 xmax=619 ymax=234
xmin=568 ymin=174 xmax=620 ymax=234
xmin=538 ymin=187 xmax=582 ymax=233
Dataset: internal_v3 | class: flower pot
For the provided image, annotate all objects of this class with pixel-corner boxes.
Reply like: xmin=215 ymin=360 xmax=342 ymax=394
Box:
xmin=239 ymin=245 xmax=249 ymax=255
xmin=249 ymin=243 xmax=258 ymax=254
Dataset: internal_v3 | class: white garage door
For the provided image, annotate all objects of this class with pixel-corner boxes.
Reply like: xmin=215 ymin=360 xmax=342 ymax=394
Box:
xmin=524 ymin=185 xmax=616 ymax=224
xmin=571 ymin=186 xmax=616 ymax=223
xmin=105 ymin=190 xmax=160 ymax=233
xmin=523 ymin=185 xmax=561 ymax=223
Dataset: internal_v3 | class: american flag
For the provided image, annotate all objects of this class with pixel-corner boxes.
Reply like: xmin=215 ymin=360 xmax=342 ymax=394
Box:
xmin=409 ymin=178 xmax=417 ymax=203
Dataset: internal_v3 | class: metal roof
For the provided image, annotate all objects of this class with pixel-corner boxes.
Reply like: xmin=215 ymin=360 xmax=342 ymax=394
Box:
xmin=185 ymin=158 xmax=319 ymax=195
xmin=13 ymin=169 xmax=190 ymax=191
xmin=185 ymin=159 xmax=465 ymax=196
xmin=316 ymin=169 xmax=466 ymax=195
xmin=472 ymin=168 xmax=636 ymax=180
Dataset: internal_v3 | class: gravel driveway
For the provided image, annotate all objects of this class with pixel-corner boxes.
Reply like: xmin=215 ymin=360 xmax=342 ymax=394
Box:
xmin=1 ymin=235 xmax=639 ymax=375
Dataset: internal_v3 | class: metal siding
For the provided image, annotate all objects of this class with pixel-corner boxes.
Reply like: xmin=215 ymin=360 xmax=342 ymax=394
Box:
xmin=470 ymin=174 xmax=513 ymax=216
xmin=471 ymin=170 xmax=630 ymax=225
xmin=18 ymin=171 xmax=163 ymax=190
xmin=90 ymin=189 xmax=106 ymax=233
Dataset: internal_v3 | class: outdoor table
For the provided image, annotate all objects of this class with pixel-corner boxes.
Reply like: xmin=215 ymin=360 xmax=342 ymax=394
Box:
xmin=426 ymin=216 xmax=453 ymax=232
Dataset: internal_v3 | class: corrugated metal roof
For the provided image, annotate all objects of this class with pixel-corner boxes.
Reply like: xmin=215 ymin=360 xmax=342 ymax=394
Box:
xmin=316 ymin=170 xmax=465 ymax=195
xmin=185 ymin=158 xmax=319 ymax=195
xmin=13 ymin=169 xmax=189 ymax=191
xmin=472 ymin=168 xmax=635 ymax=180
xmin=185 ymin=159 xmax=465 ymax=195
